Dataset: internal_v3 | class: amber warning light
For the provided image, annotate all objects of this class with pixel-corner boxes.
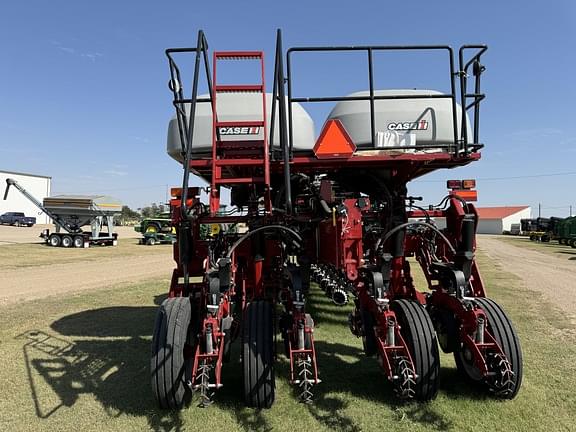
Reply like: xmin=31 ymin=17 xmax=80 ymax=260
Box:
xmin=313 ymin=119 xmax=356 ymax=159
xmin=447 ymin=179 xmax=478 ymax=202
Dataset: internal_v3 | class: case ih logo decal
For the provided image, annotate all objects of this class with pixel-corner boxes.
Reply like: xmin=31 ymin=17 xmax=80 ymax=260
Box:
xmin=218 ymin=126 xmax=261 ymax=135
xmin=387 ymin=120 xmax=428 ymax=131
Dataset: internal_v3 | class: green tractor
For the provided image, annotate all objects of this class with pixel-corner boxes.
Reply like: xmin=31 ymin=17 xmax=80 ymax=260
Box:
xmin=556 ymin=216 xmax=576 ymax=247
xmin=134 ymin=212 xmax=173 ymax=234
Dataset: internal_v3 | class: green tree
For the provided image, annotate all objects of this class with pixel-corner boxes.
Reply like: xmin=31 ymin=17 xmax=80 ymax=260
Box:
xmin=119 ymin=205 xmax=140 ymax=226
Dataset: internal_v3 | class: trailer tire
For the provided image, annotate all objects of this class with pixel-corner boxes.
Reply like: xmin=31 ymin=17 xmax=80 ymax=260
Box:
xmin=151 ymin=297 xmax=192 ymax=409
xmin=61 ymin=235 xmax=73 ymax=248
xmin=73 ymin=236 xmax=84 ymax=248
xmin=242 ymin=300 xmax=275 ymax=408
xmin=570 ymin=239 xmax=576 ymax=249
xmin=391 ymin=299 xmax=440 ymax=400
xmin=454 ymin=297 xmax=522 ymax=399
xmin=48 ymin=234 xmax=61 ymax=247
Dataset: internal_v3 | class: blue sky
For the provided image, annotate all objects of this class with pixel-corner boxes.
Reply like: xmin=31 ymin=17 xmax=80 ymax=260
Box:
xmin=1 ymin=1 xmax=575 ymax=217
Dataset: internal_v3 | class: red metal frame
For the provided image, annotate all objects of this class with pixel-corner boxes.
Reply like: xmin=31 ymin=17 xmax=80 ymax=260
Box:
xmin=160 ymin=37 xmax=517 ymax=406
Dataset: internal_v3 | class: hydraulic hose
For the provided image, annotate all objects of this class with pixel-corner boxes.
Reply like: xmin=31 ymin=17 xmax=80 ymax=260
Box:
xmin=378 ymin=221 xmax=457 ymax=255
xmin=225 ymin=224 xmax=303 ymax=259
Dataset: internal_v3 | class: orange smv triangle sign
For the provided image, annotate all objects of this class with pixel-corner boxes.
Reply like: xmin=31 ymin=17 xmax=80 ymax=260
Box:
xmin=313 ymin=119 xmax=356 ymax=159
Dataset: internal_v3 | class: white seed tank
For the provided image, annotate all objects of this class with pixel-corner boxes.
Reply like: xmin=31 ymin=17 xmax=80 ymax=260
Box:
xmin=326 ymin=89 xmax=472 ymax=150
xmin=167 ymin=93 xmax=316 ymax=162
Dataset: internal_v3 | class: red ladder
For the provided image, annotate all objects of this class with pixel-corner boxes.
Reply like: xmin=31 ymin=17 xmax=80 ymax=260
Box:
xmin=210 ymin=51 xmax=271 ymax=215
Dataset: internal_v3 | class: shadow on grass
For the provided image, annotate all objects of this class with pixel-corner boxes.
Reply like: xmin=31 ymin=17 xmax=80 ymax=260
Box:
xmin=309 ymin=340 xmax=459 ymax=431
xmin=556 ymin=250 xmax=576 ymax=256
xmin=16 ymin=288 xmax=496 ymax=432
xmin=16 ymin=306 xmax=185 ymax=432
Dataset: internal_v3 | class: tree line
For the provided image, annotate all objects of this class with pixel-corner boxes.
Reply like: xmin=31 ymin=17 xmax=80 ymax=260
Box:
xmin=118 ymin=203 xmax=170 ymax=225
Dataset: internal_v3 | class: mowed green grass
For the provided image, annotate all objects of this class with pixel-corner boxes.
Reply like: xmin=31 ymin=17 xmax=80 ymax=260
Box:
xmin=0 ymin=238 xmax=171 ymax=270
xmin=0 ymin=251 xmax=575 ymax=432
xmin=497 ymin=235 xmax=576 ymax=262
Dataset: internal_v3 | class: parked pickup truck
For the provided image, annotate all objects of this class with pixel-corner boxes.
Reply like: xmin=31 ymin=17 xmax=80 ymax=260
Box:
xmin=0 ymin=212 xmax=36 ymax=227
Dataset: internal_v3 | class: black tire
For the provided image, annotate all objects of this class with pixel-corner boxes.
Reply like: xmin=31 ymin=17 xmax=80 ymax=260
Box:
xmin=15 ymin=221 xmax=21 ymax=227
xmin=242 ymin=300 xmax=275 ymax=408
xmin=48 ymin=234 xmax=61 ymax=247
xmin=454 ymin=297 xmax=522 ymax=399
xmin=151 ymin=297 xmax=192 ymax=409
xmin=391 ymin=299 xmax=440 ymax=401
xmin=61 ymin=235 xmax=73 ymax=248
xmin=73 ymin=236 xmax=84 ymax=248
xmin=570 ymin=239 xmax=576 ymax=249
xmin=360 ymin=306 xmax=377 ymax=356
xmin=146 ymin=237 xmax=156 ymax=246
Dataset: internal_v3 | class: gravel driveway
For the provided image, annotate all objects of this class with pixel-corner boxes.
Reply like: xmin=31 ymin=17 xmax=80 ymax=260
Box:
xmin=477 ymin=235 xmax=576 ymax=319
xmin=0 ymin=251 xmax=174 ymax=305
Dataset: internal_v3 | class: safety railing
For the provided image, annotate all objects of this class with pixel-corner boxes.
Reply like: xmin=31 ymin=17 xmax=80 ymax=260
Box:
xmin=284 ymin=42 xmax=487 ymax=156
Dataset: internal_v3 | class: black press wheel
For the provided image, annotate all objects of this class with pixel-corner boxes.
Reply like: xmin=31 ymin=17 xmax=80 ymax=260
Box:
xmin=61 ymin=235 xmax=73 ymax=248
xmin=390 ymin=299 xmax=440 ymax=401
xmin=48 ymin=234 xmax=61 ymax=247
xmin=360 ymin=305 xmax=377 ymax=357
xmin=73 ymin=236 xmax=85 ymax=248
xmin=454 ymin=297 xmax=523 ymax=399
xmin=151 ymin=297 xmax=192 ymax=409
xmin=242 ymin=300 xmax=275 ymax=408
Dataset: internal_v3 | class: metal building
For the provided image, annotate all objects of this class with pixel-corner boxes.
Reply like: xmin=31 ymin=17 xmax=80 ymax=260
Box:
xmin=432 ymin=206 xmax=531 ymax=235
xmin=0 ymin=170 xmax=52 ymax=224
xmin=475 ymin=206 xmax=531 ymax=234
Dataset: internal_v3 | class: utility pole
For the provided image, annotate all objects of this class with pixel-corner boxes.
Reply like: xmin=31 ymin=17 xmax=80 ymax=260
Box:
xmin=538 ymin=203 xmax=541 ymax=218
xmin=570 ymin=205 xmax=573 ymax=217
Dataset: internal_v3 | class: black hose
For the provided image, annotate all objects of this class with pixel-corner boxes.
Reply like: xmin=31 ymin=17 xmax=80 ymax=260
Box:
xmin=319 ymin=199 xmax=332 ymax=215
xmin=409 ymin=204 xmax=431 ymax=223
xmin=379 ymin=221 xmax=456 ymax=255
xmin=225 ymin=224 xmax=303 ymax=259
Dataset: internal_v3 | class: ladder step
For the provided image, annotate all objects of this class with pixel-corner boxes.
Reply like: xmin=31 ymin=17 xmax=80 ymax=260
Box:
xmin=215 ymin=84 xmax=263 ymax=93
xmin=216 ymin=120 xmax=264 ymax=128
xmin=215 ymin=177 xmax=264 ymax=185
xmin=216 ymin=140 xmax=265 ymax=147
xmin=215 ymin=159 xmax=265 ymax=167
xmin=215 ymin=51 xmax=263 ymax=60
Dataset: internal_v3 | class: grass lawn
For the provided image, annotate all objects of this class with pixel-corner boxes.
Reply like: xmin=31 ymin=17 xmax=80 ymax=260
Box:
xmin=497 ymin=235 xmax=576 ymax=262
xmin=0 ymin=239 xmax=171 ymax=271
xmin=0 ymin=251 xmax=574 ymax=431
